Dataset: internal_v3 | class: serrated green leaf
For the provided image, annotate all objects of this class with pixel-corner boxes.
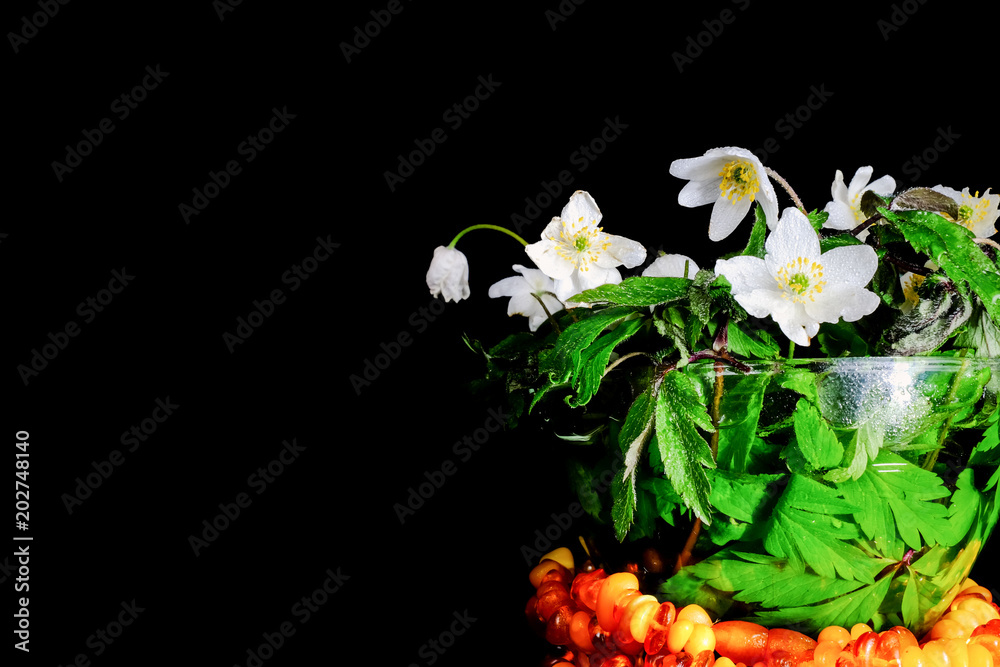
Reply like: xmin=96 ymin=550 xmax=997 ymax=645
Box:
xmin=571 ymin=276 xmax=692 ymax=307
xmin=568 ymin=316 xmax=646 ymax=407
xmin=611 ymin=470 xmax=635 ymax=542
xmin=655 ymin=372 xmax=716 ymax=524
xmin=892 ymin=187 xmax=960 ymax=219
xmin=819 ymin=233 xmax=864 ymax=254
xmin=613 ymin=386 xmax=657 ymax=541
xmin=726 ymin=320 xmax=780 ymax=359
xmin=902 ymin=565 xmax=921 ymax=629
xmin=754 ymin=574 xmax=894 ymax=631
xmin=764 ymin=474 xmax=870 ymax=582
xmin=540 ymin=306 xmax=635 ymax=385
xmin=709 ymin=552 xmax=868 ymax=609
xmin=882 ymin=208 xmax=1000 ymax=327
xmin=794 ymin=398 xmax=846 ymax=469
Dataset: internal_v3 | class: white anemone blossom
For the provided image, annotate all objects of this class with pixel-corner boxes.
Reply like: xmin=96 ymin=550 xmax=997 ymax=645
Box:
xmin=426 ymin=246 xmax=470 ymax=302
xmin=714 ymin=207 xmax=880 ymax=346
xmin=668 ymin=146 xmax=779 ymax=241
xmin=488 ymin=264 xmax=563 ymax=331
xmin=525 ymin=191 xmax=646 ymax=304
xmin=822 ymin=166 xmax=896 ymax=241
xmin=642 ymin=254 xmax=700 ymax=279
xmin=930 ymin=185 xmax=1000 ymax=238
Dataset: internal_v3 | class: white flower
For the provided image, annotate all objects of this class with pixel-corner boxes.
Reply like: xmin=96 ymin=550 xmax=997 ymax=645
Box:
xmin=488 ymin=264 xmax=563 ymax=331
xmin=668 ymin=146 xmax=779 ymax=241
xmin=525 ymin=191 xmax=646 ymax=304
xmin=714 ymin=207 xmax=880 ymax=346
xmin=929 ymin=185 xmax=999 ymax=238
xmin=642 ymin=254 xmax=700 ymax=279
xmin=822 ymin=166 xmax=896 ymax=240
xmin=426 ymin=246 xmax=470 ymax=302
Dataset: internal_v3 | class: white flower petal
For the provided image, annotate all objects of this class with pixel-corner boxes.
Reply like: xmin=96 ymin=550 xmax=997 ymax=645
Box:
xmin=677 ymin=177 xmax=723 ymax=208
xmin=603 ymin=234 xmax=647 ymax=269
xmin=668 ymin=154 xmax=727 ymax=181
xmin=816 ymin=244 xmax=878 ymax=287
xmin=643 ymin=254 xmax=700 ymax=279
xmin=764 ymin=208 xmax=820 ymax=265
xmin=561 ymin=190 xmax=602 ymax=227
xmin=525 ymin=238 xmax=575 ymax=280
xmin=847 ymin=166 xmax=875 ymax=195
xmin=866 ymin=174 xmax=896 ymax=196
xmin=709 ymin=195 xmax=752 ymax=241
xmin=714 ymin=256 xmax=773 ymax=295
xmin=426 ymin=246 xmax=470 ymax=303
xmin=822 ymin=200 xmax=857 ymax=231
xmin=488 ymin=275 xmax=527 ymax=299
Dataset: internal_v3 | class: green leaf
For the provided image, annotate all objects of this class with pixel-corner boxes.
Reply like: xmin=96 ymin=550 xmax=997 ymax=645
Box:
xmin=955 ymin=307 xmax=1000 ymax=358
xmin=763 ymin=474 xmax=871 ymax=582
xmin=571 ymin=277 xmax=692 ymax=307
xmin=819 ymin=232 xmax=864 ymax=254
xmin=882 ymin=208 xmax=1000 ymax=326
xmin=726 ymin=320 xmax=780 ymax=359
xmin=540 ymin=306 xmax=635 ymax=385
xmin=568 ymin=316 xmax=646 ymax=407
xmin=892 ymin=187 xmax=960 ymax=219
xmin=816 ymin=320 xmax=869 ymax=357
xmin=740 ymin=204 xmax=768 ymax=259
xmin=716 ymin=370 xmax=771 ymax=473
xmin=655 ymin=372 xmax=716 ymax=524
xmin=754 ymin=573 xmax=894 ymax=631
xmin=639 ymin=475 xmax=683 ymax=527
xmin=793 ymin=398 xmax=846 ymax=469
xmin=706 ymin=470 xmax=784 ymax=544
xmin=879 ymin=275 xmax=974 ymax=356
xmin=806 ymin=208 xmax=829 ymax=232
xmin=612 ymin=386 xmax=657 ymax=541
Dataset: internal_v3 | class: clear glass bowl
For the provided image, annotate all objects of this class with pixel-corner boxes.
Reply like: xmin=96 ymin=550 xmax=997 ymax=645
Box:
xmin=655 ymin=356 xmax=1000 ymax=636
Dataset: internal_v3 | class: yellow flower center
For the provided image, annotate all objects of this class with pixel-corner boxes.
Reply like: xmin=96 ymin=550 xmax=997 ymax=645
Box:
xmin=718 ymin=160 xmax=760 ymax=204
xmin=902 ymin=273 xmax=925 ymax=310
xmin=556 ymin=217 xmax=610 ymax=272
xmin=775 ymin=257 xmax=826 ymax=303
xmin=939 ymin=190 xmax=992 ymax=232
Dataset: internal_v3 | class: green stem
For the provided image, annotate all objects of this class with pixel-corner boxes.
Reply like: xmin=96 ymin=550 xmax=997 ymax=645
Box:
xmin=922 ymin=350 xmax=970 ymax=472
xmin=448 ymin=224 xmax=528 ymax=248
xmin=788 ymin=340 xmax=796 ymax=359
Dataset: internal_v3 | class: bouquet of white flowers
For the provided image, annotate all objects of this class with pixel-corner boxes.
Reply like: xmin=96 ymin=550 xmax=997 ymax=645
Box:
xmin=426 ymin=146 xmax=1000 ymax=659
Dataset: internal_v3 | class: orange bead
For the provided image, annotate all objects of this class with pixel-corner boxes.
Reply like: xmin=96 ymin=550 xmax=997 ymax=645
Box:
xmin=622 ymin=595 xmax=659 ymax=644
xmin=547 ymin=604 xmax=576 ymax=646
xmin=668 ymin=620 xmax=696 ymax=655
xmin=970 ymin=633 xmax=1000 ymax=665
xmin=817 ymin=627 xmax=852 ymax=649
xmin=850 ymin=631 xmax=879 ymax=667
xmin=685 ymin=623 xmax=717 ymax=655
xmin=540 ymin=547 xmax=576 ymax=573
xmin=570 ymin=610 xmax=595 ymax=653
xmin=926 ymin=618 xmax=968 ymax=642
xmin=596 ymin=573 xmax=639 ymax=632
xmin=677 ymin=604 xmax=713 ymax=627
xmin=531 ymin=560 xmax=571 ymax=588
xmin=969 ymin=643 xmax=995 ymax=667
xmin=715 ymin=658 xmax=739 ymax=667
xmin=768 ymin=628 xmax=818 ymax=657
xmin=713 ymin=620 xmax=770 ymax=666
xmin=901 ymin=645 xmax=927 ymax=667
xmin=851 ymin=624 xmax=874 ymax=641
xmin=644 ymin=601 xmax=677 ymax=656
xmin=957 ymin=598 xmax=1000 ymax=626
xmin=812 ymin=640 xmax=842 ymax=667
xmin=572 ymin=569 xmax=608 ymax=612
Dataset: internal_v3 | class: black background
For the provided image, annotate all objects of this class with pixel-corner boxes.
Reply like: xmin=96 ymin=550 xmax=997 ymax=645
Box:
xmin=7 ymin=1 xmax=1000 ymax=665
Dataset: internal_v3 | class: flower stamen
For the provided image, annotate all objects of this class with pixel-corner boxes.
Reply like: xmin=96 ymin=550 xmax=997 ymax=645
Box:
xmin=718 ymin=160 xmax=761 ymax=204
xmin=775 ymin=257 xmax=826 ymax=303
